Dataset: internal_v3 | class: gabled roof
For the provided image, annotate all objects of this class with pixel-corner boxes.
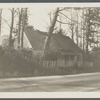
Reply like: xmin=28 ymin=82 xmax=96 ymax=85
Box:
xmin=25 ymin=29 xmax=82 ymax=55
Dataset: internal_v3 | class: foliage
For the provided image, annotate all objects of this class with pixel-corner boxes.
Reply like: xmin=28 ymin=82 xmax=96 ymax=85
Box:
xmin=0 ymin=46 xmax=98 ymax=78
xmin=0 ymin=47 xmax=40 ymax=78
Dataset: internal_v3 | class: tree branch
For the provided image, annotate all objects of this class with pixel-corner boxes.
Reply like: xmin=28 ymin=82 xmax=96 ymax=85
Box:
xmin=59 ymin=7 xmax=70 ymax=12
xmin=3 ymin=18 xmax=11 ymax=28
xmin=57 ymin=20 xmax=70 ymax=25
xmin=59 ymin=12 xmax=78 ymax=23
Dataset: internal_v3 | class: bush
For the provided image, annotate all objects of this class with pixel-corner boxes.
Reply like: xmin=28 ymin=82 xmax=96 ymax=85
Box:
xmin=0 ymin=47 xmax=42 ymax=78
xmin=0 ymin=46 xmax=99 ymax=78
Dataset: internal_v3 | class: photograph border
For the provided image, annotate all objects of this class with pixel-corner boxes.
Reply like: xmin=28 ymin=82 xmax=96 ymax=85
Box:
xmin=0 ymin=0 xmax=100 ymax=99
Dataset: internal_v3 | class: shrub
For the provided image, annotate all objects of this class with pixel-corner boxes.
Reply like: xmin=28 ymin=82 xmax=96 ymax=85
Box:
xmin=0 ymin=47 xmax=41 ymax=78
xmin=0 ymin=46 xmax=98 ymax=78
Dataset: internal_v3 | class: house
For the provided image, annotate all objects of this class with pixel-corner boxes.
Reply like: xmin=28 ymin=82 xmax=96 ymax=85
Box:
xmin=14 ymin=28 xmax=83 ymax=68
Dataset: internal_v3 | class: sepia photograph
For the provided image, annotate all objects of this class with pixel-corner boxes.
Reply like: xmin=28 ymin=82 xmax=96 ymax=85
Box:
xmin=0 ymin=2 xmax=100 ymax=97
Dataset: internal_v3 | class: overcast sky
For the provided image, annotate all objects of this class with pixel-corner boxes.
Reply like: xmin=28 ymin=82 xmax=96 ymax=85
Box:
xmin=1 ymin=6 xmax=56 ymax=36
xmin=1 ymin=3 xmax=100 ymax=36
xmin=28 ymin=6 xmax=56 ymax=31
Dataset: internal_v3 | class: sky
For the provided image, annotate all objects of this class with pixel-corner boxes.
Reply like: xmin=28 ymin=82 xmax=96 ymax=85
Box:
xmin=0 ymin=4 xmax=59 ymax=36
xmin=1 ymin=3 xmax=100 ymax=36
xmin=1 ymin=3 xmax=100 ymax=49
xmin=28 ymin=6 xmax=56 ymax=31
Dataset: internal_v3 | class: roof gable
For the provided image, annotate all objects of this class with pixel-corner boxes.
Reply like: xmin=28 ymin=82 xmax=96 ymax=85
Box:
xmin=25 ymin=29 xmax=82 ymax=54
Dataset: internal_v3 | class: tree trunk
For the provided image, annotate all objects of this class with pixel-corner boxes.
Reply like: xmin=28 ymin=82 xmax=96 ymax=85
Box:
xmin=44 ymin=8 xmax=59 ymax=54
xmin=82 ymin=8 xmax=85 ymax=52
xmin=21 ymin=8 xmax=27 ymax=48
xmin=18 ymin=8 xmax=23 ymax=48
xmin=80 ymin=13 xmax=82 ymax=48
xmin=86 ymin=8 xmax=90 ymax=58
xmin=76 ymin=10 xmax=79 ymax=46
xmin=97 ymin=33 xmax=98 ymax=48
xmin=83 ymin=30 xmax=85 ymax=51
xmin=71 ymin=8 xmax=74 ymax=41
xmin=0 ymin=9 xmax=2 ymax=37
xmin=59 ymin=16 xmax=62 ymax=30
xmin=9 ymin=8 xmax=14 ymax=48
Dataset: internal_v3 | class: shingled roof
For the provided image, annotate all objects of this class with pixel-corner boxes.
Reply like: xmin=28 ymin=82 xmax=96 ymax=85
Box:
xmin=25 ymin=29 xmax=82 ymax=55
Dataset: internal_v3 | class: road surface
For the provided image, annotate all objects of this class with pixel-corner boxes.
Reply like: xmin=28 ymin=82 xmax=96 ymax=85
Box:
xmin=1 ymin=72 xmax=100 ymax=92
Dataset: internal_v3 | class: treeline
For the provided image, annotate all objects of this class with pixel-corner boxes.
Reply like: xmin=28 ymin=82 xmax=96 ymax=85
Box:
xmin=1 ymin=7 xmax=100 ymax=56
xmin=0 ymin=8 xmax=31 ymax=49
xmin=0 ymin=47 xmax=99 ymax=78
xmin=0 ymin=46 xmax=99 ymax=78
xmin=48 ymin=7 xmax=100 ymax=57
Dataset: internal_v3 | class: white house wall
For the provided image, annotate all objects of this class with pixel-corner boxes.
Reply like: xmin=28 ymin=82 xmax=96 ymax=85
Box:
xmin=23 ymin=33 xmax=32 ymax=49
xmin=14 ymin=33 xmax=32 ymax=49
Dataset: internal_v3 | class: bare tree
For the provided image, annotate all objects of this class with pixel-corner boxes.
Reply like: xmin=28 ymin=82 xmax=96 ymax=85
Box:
xmin=74 ymin=8 xmax=80 ymax=46
xmin=85 ymin=8 xmax=92 ymax=57
xmin=70 ymin=8 xmax=74 ymax=40
xmin=21 ymin=8 xmax=28 ymax=48
xmin=0 ymin=9 xmax=2 ymax=37
xmin=44 ymin=8 xmax=59 ymax=54
xmin=57 ymin=8 xmax=77 ymax=41
xmin=48 ymin=12 xmax=52 ymax=24
xmin=82 ymin=8 xmax=85 ymax=51
xmin=17 ymin=8 xmax=23 ymax=48
xmin=9 ymin=8 xmax=15 ymax=48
